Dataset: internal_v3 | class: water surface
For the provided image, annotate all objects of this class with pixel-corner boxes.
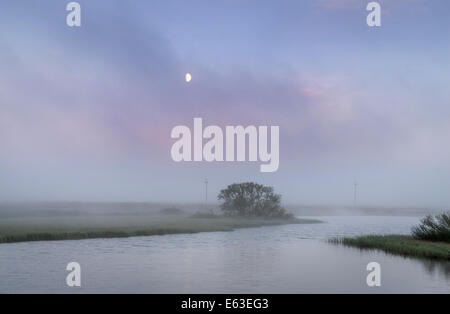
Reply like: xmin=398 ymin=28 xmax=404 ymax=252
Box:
xmin=0 ymin=216 xmax=448 ymax=293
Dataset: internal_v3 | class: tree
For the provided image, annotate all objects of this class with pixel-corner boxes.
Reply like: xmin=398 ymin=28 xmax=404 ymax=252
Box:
xmin=218 ymin=182 xmax=292 ymax=219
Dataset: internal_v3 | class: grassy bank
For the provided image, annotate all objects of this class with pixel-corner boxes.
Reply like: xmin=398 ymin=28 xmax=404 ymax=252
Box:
xmin=0 ymin=216 xmax=320 ymax=244
xmin=331 ymin=235 xmax=450 ymax=261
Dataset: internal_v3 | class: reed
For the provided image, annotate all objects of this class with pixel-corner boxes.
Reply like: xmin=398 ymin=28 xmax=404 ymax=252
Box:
xmin=330 ymin=235 xmax=450 ymax=261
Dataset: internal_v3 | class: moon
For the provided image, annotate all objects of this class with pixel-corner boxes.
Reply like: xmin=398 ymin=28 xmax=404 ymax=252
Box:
xmin=185 ymin=73 xmax=192 ymax=83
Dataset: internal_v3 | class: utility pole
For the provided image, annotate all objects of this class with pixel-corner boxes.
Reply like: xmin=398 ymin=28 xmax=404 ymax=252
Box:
xmin=204 ymin=179 xmax=212 ymax=214
xmin=353 ymin=182 xmax=358 ymax=208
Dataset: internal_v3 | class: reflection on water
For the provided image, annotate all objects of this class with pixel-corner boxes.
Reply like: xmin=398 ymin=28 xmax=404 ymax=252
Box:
xmin=0 ymin=216 xmax=448 ymax=293
xmin=421 ymin=259 xmax=450 ymax=279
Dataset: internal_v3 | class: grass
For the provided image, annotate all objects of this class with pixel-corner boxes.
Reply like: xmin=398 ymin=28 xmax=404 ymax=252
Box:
xmin=0 ymin=215 xmax=321 ymax=244
xmin=330 ymin=235 xmax=450 ymax=261
xmin=412 ymin=212 xmax=450 ymax=242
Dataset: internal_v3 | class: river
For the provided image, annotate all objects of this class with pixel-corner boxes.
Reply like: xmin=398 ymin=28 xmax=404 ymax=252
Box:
xmin=0 ymin=216 xmax=448 ymax=293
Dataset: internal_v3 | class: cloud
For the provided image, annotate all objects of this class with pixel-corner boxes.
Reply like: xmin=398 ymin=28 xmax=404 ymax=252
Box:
xmin=315 ymin=0 xmax=427 ymax=13
xmin=0 ymin=33 xmax=440 ymax=169
xmin=315 ymin=0 xmax=365 ymax=11
xmin=0 ymin=0 xmax=448 ymax=205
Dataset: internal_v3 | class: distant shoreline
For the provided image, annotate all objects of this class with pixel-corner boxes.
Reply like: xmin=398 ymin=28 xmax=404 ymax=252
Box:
xmin=0 ymin=202 xmax=442 ymax=219
xmin=330 ymin=235 xmax=450 ymax=261
xmin=0 ymin=217 xmax=321 ymax=244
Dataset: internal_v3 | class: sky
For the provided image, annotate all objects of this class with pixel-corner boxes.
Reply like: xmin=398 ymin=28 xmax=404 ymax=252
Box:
xmin=0 ymin=0 xmax=449 ymax=207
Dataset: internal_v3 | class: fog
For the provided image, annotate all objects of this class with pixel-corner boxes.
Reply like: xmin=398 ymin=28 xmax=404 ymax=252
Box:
xmin=1 ymin=1 xmax=450 ymax=209
xmin=0 ymin=202 xmax=441 ymax=221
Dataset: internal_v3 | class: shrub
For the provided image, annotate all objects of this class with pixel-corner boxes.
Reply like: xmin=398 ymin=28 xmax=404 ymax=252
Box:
xmin=412 ymin=212 xmax=450 ymax=243
xmin=218 ymin=182 xmax=293 ymax=219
